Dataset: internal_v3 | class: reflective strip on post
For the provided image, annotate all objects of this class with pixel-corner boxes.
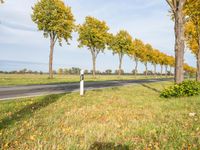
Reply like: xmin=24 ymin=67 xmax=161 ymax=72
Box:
xmin=80 ymin=69 xmax=84 ymax=96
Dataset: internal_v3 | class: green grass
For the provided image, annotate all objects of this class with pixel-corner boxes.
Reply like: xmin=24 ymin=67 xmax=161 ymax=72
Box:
xmin=0 ymin=82 xmax=200 ymax=149
xmin=0 ymin=74 xmax=171 ymax=86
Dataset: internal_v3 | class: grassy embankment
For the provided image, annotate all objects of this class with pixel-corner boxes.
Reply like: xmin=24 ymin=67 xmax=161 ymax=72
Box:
xmin=0 ymin=81 xmax=200 ymax=149
xmin=0 ymin=74 xmax=172 ymax=86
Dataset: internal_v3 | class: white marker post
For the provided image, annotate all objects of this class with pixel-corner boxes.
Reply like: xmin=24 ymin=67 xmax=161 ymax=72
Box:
xmin=80 ymin=69 xmax=84 ymax=96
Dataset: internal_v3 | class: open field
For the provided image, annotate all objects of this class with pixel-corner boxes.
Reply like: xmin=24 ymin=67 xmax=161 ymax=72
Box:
xmin=0 ymin=81 xmax=200 ymax=149
xmin=0 ymin=74 xmax=172 ymax=86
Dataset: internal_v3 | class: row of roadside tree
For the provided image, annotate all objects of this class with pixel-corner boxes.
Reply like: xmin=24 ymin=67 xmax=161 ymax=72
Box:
xmin=31 ymin=0 xmax=196 ymax=79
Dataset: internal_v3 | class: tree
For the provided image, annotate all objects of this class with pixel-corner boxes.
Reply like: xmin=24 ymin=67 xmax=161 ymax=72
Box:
xmin=84 ymin=69 xmax=89 ymax=74
xmin=131 ymin=39 xmax=145 ymax=76
xmin=77 ymin=16 xmax=109 ymax=78
xmin=140 ymin=44 xmax=153 ymax=76
xmin=105 ymin=69 xmax=112 ymax=75
xmin=115 ymin=69 xmax=124 ymax=75
xmin=184 ymin=0 xmax=200 ymax=81
xmin=68 ymin=67 xmax=81 ymax=74
xmin=32 ymin=0 xmax=75 ymax=79
xmin=150 ymin=49 xmax=160 ymax=77
xmin=157 ymin=52 xmax=166 ymax=76
xmin=58 ymin=68 xmax=64 ymax=75
xmin=184 ymin=63 xmax=196 ymax=78
xmin=63 ymin=68 xmax=69 ymax=75
xmin=163 ymin=56 xmax=171 ymax=77
xmin=108 ymin=30 xmax=132 ymax=76
xmin=166 ymin=0 xmax=186 ymax=83
xmin=0 ymin=0 xmax=4 ymax=4
xmin=168 ymin=56 xmax=175 ymax=76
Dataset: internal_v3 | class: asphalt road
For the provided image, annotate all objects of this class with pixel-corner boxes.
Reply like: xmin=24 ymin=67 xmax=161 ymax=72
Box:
xmin=0 ymin=78 xmax=172 ymax=100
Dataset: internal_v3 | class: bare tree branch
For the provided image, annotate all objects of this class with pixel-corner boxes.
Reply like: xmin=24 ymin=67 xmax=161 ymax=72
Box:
xmin=166 ymin=0 xmax=176 ymax=14
xmin=173 ymin=0 xmax=177 ymax=10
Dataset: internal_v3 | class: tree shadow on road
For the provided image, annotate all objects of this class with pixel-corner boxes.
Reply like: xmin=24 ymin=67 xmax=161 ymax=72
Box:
xmin=0 ymin=94 xmax=65 ymax=130
xmin=140 ymin=83 xmax=161 ymax=93
xmin=89 ymin=141 xmax=129 ymax=150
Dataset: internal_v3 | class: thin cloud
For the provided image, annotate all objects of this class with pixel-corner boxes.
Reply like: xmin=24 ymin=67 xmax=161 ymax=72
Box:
xmin=0 ymin=20 xmax=36 ymax=32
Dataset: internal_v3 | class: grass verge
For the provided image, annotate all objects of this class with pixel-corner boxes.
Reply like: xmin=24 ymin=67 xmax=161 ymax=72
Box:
xmin=0 ymin=81 xmax=200 ymax=149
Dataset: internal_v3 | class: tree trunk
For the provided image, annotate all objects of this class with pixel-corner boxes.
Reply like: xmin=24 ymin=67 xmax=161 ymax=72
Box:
xmin=92 ymin=54 xmax=96 ymax=78
xmin=165 ymin=65 xmax=168 ymax=78
xmin=161 ymin=65 xmax=163 ymax=76
xmin=170 ymin=66 xmax=172 ymax=77
xmin=154 ymin=63 xmax=157 ymax=77
xmin=49 ymin=37 xmax=55 ymax=79
xmin=196 ymin=27 xmax=200 ymax=81
xmin=197 ymin=48 xmax=200 ymax=81
xmin=118 ymin=53 xmax=123 ymax=76
xmin=174 ymin=0 xmax=186 ymax=83
xmin=145 ymin=62 xmax=148 ymax=76
xmin=134 ymin=58 xmax=138 ymax=76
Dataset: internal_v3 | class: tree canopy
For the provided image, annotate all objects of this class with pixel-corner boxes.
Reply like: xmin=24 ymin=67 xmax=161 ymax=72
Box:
xmin=131 ymin=39 xmax=145 ymax=59
xmin=184 ymin=0 xmax=200 ymax=81
xmin=185 ymin=22 xmax=199 ymax=56
xmin=109 ymin=30 xmax=133 ymax=55
xmin=184 ymin=0 xmax=200 ymax=56
xmin=32 ymin=0 xmax=75 ymax=45
xmin=78 ymin=16 xmax=109 ymax=52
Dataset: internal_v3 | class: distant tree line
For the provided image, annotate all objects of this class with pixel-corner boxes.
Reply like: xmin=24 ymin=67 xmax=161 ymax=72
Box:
xmin=0 ymin=66 xmax=196 ymax=78
xmin=0 ymin=69 xmax=44 ymax=74
xmin=57 ymin=68 xmax=176 ymax=76
xmin=0 ymin=65 xmax=195 ymax=77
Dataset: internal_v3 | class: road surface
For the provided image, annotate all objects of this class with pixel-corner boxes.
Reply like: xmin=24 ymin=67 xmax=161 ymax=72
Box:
xmin=0 ymin=78 xmax=172 ymax=100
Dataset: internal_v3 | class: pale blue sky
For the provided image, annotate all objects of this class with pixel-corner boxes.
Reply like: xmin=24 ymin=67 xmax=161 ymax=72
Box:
xmin=0 ymin=0 xmax=195 ymax=72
